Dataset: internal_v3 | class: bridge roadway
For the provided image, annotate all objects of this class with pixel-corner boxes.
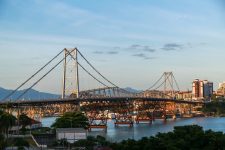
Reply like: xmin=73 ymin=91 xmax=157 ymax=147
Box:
xmin=0 ymin=97 xmax=203 ymax=107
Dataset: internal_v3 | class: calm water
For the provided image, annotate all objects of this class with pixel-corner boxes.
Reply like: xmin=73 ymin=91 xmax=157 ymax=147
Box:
xmin=41 ymin=117 xmax=225 ymax=142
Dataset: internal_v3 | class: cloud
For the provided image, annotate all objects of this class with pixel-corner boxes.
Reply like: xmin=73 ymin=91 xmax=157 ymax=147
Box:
xmin=107 ymin=51 xmax=118 ymax=54
xmin=128 ymin=44 xmax=156 ymax=53
xmin=132 ymin=53 xmax=156 ymax=60
xmin=161 ymin=43 xmax=183 ymax=51
xmin=93 ymin=50 xmax=119 ymax=55
xmin=143 ymin=46 xmax=156 ymax=53
xmin=130 ymin=44 xmax=141 ymax=49
xmin=144 ymin=57 xmax=156 ymax=60
xmin=133 ymin=53 xmax=146 ymax=57
xmin=109 ymin=44 xmax=157 ymax=60
xmin=93 ymin=51 xmax=104 ymax=54
xmin=112 ymin=46 xmax=120 ymax=50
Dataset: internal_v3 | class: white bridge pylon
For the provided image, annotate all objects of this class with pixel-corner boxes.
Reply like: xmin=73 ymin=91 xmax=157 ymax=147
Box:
xmin=62 ymin=48 xmax=79 ymax=99
xmin=140 ymin=72 xmax=180 ymax=99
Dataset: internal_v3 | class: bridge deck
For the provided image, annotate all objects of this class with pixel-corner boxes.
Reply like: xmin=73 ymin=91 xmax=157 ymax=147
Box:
xmin=0 ymin=97 xmax=203 ymax=107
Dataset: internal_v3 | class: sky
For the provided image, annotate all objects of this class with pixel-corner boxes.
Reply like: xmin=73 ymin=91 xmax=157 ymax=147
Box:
xmin=0 ymin=0 xmax=225 ymax=94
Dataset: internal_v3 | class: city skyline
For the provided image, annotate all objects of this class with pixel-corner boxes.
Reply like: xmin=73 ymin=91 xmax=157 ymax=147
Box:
xmin=0 ymin=0 xmax=225 ymax=94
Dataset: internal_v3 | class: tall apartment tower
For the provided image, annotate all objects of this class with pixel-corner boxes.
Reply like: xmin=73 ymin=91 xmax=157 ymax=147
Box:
xmin=192 ymin=79 xmax=213 ymax=100
xmin=192 ymin=79 xmax=200 ymax=98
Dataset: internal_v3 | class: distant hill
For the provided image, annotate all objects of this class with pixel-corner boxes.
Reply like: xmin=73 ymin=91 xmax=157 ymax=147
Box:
xmin=124 ymin=87 xmax=142 ymax=93
xmin=0 ymin=87 xmax=60 ymax=101
xmin=0 ymin=87 xmax=142 ymax=101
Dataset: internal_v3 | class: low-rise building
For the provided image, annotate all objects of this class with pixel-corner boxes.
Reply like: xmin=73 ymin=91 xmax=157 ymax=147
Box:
xmin=216 ymin=82 xmax=225 ymax=97
xmin=177 ymin=91 xmax=192 ymax=100
xmin=56 ymin=128 xmax=87 ymax=143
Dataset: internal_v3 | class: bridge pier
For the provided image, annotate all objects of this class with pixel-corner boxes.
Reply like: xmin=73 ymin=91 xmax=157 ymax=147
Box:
xmin=114 ymin=113 xmax=133 ymax=127
xmin=87 ymin=111 xmax=108 ymax=132
xmin=135 ymin=111 xmax=153 ymax=124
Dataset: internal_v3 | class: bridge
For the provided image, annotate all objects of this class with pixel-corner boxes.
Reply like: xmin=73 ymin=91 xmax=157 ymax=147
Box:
xmin=0 ymin=48 xmax=203 ymax=130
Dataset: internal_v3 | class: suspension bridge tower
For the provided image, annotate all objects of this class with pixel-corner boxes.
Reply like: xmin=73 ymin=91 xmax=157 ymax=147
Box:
xmin=163 ymin=72 xmax=179 ymax=98
xmin=62 ymin=48 xmax=80 ymax=99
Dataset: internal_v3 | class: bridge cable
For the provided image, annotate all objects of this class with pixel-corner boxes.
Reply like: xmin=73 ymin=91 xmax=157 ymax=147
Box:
xmin=66 ymin=52 xmax=110 ymax=88
xmin=138 ymin=73 xmax=164 ymax=95
xmin=172 ymin=74 xmax=180 ymax=91
xmin=2 ymin=49 xmax=64 ymax=101
xmin=154 ymin=73 xmax=172 ymax=90
xmin=153 ymin=74 xmax=175 ymax=98
xmin=146 ymin=73 xmax=164 ymax=91
xmin=139 ymin=74 xmax=173 ymax=98
xmin=16 ymin=51 xmax=69 ymax=100
xmin=77 ymin=49 xmax=118 ymax=87
xmin=77 ymin=49 xmax=134 ymax=95
xmin=78 ymin=62 xmax=110 ymax=88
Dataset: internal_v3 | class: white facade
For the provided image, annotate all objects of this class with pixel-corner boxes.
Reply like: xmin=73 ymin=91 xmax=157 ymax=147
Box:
xmin=216 ymin=82 xmax=225 ymax=96
xmin=56 ymin=128 xmax=87 ymax=143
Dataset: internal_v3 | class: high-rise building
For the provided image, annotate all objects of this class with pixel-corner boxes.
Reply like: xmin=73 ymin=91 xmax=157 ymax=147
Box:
xmin=192 ymin=79 xmax=200 ymax=98
xmin=192 ymin=79 xmax=213 ymax=100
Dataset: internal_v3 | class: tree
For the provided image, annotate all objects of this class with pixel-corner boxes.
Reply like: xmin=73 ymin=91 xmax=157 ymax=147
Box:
xmin=51 ymin=111 xmax=89 ymax=129
xmin=18 ymin=113 xmax=32 ymax=131
xmin=0 ymin=133 xmax=5 ymax=150
xmin=108 ymin=125 xmax=225 ymax=150
xmin=0 ymin=112 xmax=16 ymax=139
xmin=14 ymin=138 xmax=29 ymax=148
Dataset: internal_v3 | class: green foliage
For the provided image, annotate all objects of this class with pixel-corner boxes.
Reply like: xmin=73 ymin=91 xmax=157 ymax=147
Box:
xmin=18 ymin=113 xmax=33 ymax=134
xmin=31 ymin=127 xmax=52 ymax=135
xmin=0 ymin=112 xmax=16 ymax=132
xmin=0 ymin=110 xmax=17 ymax=149
xmin=109 ymin=125 xmax=225 ymax=150
xmin=202 ymin=102 xmax=225 ymax=116
xmin=0 ymin=110 xmax=7 ymax=149
xmin=0 ymin=133 xmax=5 ymax=149
xmin=51 ymin=111 xmax=89 ymax=129
xmin=14 ymin=138 xmax=29 ymax=147
xmin=53 ymin=125 xmax=225 ymax=150
xmin=55 ymin=138 xmax=70 ymax=147
xmin=73 ymin=135 xmax=109 ymax=150
xmin=18 ymin=113 xmax=32 ymax=128
xmin=18 ymin=146 xmax=25 ymax=150
xmin=0 ymin=110 xmax=4 ymax=115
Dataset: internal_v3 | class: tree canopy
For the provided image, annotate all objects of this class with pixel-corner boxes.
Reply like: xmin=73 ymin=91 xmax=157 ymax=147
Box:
xmin=55 ymin=125 xmax=225 ymax=150
xmin=202 ymin=101 xmax=225 ymax=116
xmin=110 ymin=125 xmax=225 ymax=150
xmin=18 ymin=113 xmax=32 ymax=129
xmin=0 ymin=111 xmax=16 ymax=133
xmin=51 ymin=111 xmax=89 ymax=129
xmin=0 ymin=110 xmax=17 ymax=148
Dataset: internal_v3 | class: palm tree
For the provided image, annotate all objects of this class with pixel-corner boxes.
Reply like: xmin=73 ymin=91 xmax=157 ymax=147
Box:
xmin=0 ymin=110 xmax=6 ymax=149
xmin=0 ymin=112 xmax=16 ymax=139
xmin=18 ymin=113 xmax=32 ymax=131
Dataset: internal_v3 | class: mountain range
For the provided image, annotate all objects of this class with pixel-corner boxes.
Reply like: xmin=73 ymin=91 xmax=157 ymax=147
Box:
xmin=0 ymin=87 xmax=141 ymax=101
xmin=0 ymin=87 xmax=60 ymax=101
xmin=124 ymin=87 xmax=142 ymax=93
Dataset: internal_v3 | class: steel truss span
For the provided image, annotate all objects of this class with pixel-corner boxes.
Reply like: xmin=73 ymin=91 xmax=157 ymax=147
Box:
xmin=1 ymin=98 xmax=203 ymax=130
